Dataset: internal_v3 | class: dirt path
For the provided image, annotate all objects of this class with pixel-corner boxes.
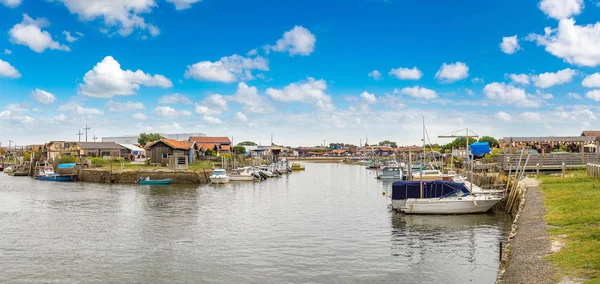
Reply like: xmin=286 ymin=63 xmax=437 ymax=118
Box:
xmin=497 ymin=179 xmax=557 ymax=284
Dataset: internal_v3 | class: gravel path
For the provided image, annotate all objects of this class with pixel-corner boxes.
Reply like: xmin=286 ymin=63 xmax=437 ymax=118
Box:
xmin=498 ymin=179 xmax=556 ymax=284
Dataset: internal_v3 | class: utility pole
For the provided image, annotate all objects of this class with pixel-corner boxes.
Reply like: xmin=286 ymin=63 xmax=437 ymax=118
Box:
xmin=84 ymin=123 xmax=91 ymax=142
xmin=77 ymin=130 xmax=83 ymax=142
xmin=8 ymin=140 xmax=13 ymax=151
xmin=93 ymin=135 xmax=98 ymax=142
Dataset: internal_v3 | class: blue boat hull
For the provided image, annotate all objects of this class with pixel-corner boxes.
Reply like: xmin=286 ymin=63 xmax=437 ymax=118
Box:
xmin=35 ymin=175 xmax=75 ymax=182
xmin=139 ymin=179 xmax=173 ymax=185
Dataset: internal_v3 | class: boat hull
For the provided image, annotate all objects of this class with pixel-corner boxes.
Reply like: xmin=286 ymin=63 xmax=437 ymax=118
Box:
xmin=8 ymin=171 xmax=29 ymax=176
xmin=139 ymin=179 xmax=173 ymax=185
xmin=210 ymin=177 xmax=230 ymax=184
xmin=229 ymin=175 xmax=255 ymax=181
xmin=35 ymin=175 xmax=75 ymax=182
xmin=400 ymin=196 xmax=502 ymax=214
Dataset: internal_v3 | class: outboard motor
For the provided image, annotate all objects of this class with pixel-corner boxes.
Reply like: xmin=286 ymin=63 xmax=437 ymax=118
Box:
xmin=259 ymin=171 xmax=268 ymax=179
xmin=275 ymin=170 xmax=282 ymax=176
xmin=287 ymin=167 xmax=292 ymax=173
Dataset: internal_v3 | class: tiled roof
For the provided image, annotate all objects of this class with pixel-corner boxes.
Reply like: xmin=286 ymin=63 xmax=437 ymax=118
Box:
xmin=200 ymin=144 xmax=215 ymax=151
xmin=189 ymin=136 xmax=231 ymax=144
xmin=148 ymin=139 xmax=194 ymax=150
xmin=331 ymin=149 xmax=347 ymax=153
xmin=221 ymin=145 xmax=231 ymax=151
xmin=582 ymin=130 xmax=600 ymax=137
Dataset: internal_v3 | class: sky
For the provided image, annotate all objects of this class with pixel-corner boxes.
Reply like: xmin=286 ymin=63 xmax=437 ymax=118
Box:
xmin=0 ymin=0 xmax=599 ymax=147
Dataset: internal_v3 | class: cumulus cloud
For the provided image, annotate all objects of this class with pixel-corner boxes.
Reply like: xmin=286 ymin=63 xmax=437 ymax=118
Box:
xmin=500 ymin=35 xmax=521 ymax=54
xmin=0 ymin=59 xmax=21 ymax=78
xmin=31 ymin=89 xmax=57 ymax=104
xmin=0 ymin=0 xmax=21 ymax=8
xmin=74 ymin=105 xmax=104 ymax=116
xmin=203 ymin=115 xmax=222 ymax=124
xmin=507 ymin=73 xmax=530 ymax=85
xmin=531 ymin=68 xmax=576 ymax=88
xmin=582 ymin=73 xmax=600 ymax=88
xmin=539 ymin=0 xmax=583 ymax=20
xmin=483 ymin=82 xmax=541 ymax=107
xmin=389 ymin=67 xmax=423 ymax=80
xmin=9 ymin=14 xmax=70 ymax=53
xmin=53 ymin=114 xmax=67 ymax=123
xmin=394 ymin=86 xmax=438 ymax=100
xmin=521 ymin=112 xmax=541 ymax=121
xmin=106 ymin=100 xmax=145 ymax=112
xmin=360 ymin=92 xmax=377 ymax=104
xmin=527 ymin=19 xmax=600 ymax=67
xmin=4 ymin=49 xmax=12 ymax=55
xmin=63 ymin=31 xmax=83 ymax=43
xmin=165 ymin=0 xmax=201 ymax=10
xmin=159 ymin=93 xmax=192 ymax=105
xmin=56 ymin=0 xmax=163 ymax=37
xmin=434 ymin=62 xmax=469 ymax=83
xmin=154 ymin=106 xmax=192 ymax=118
xmin=195 ymin=94 xmax=228 ymax=115
xmin=79 ymin=56 xmax=172 ymax=98
xmin=227 ymin=82 xmax=272 ymax=114
xmin=271 ymin=26 xmax=316 ymax=56
xmin=184 ymin=54 xmax=268 ymax=83
xmin=568 ymin=92 xmax=581 ymax=99
xmin=266 ymin=77 xmax=334 ymax=111
xmin=368 ymin=70 xmax=382 ymax=80
xmin=495 ymin=111 xmax=512 ymax=121
xmin=586 ymin=90 xmax=600 ymax=101
xmin=132 ymin=113 xmax=147 ymax=120
xmin=236 ymin=112 xmax=247 ymax=122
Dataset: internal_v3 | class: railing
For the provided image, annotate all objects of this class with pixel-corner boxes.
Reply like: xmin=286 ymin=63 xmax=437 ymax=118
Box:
xmin=497 ymin=153 xmax=600 ymax=170
xmin=587 ymin=163 xmax=600 ymax=180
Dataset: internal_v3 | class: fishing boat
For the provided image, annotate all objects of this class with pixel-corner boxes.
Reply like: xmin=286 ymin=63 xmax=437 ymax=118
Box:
xmin=291 ymin=163 xmax=305 ymax=171
xmin=35 ymin=165 xmax=75 ymax=182
xmin=229 ymin=167 xmax=260 ymax=181
xmin=390 ymin=180 xmax=502 ymax=214
xmin=377 ymin=166 xmax=403 ymax=180
xmin=3 ymin=165 xmax=14 ymax=174
xmin=137 ymin=177 xmax=174 ymax=185
xmin=210 ymin=169 xmax=230 ymax=184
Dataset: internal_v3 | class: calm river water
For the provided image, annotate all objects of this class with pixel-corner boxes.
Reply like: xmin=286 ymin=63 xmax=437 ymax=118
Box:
xmin=0 ymin=163 xmax=510 ymax=284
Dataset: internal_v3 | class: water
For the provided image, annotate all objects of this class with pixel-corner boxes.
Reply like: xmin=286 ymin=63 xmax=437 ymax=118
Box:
xmin=0 ymin=163 xmax=510 ymax=283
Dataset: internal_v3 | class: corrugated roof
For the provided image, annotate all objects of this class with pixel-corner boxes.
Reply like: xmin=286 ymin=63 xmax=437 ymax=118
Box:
xmin=189 ymin=136 xmax=231 ymax=144
xmin=118 ymin=144 xmax=146 ymax=152
xmin=77 ymin=142 xmax=124 ymax=150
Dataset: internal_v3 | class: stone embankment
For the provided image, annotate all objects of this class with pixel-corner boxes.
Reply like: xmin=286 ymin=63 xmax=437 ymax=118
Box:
xmin=59 ymin=167 xmax=211 ymax=184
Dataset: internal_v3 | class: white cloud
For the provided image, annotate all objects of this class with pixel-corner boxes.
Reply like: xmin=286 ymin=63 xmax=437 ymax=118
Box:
xmin=483 ymin=82 xmax=541 ymax=107
xmin=31 ymin=89 xmax=57 ymax=104
xmin=472 ymin=77 xmax=484 ymax=84
xmin=79 ymin=56 xmax=172 ymax=98
xmin=0 ymin=110 xmax=10 ymax=118
xmin=271 ymin=26 xmax=316 ymax=56
xmin=507 ymin=73 xmax=530 ymax=85
xmin=132 ymin=113 xmax=147 ymax=120
xmin=586 ymin=90 xmax=600 ymax=101
xmin=6 ymin=103 xmax=28 ymax=112
xmin=106 ymin=100 xmax=145 ymax=112
xmin=465 ymin=88 xmax=474 ymax=96
xmin=9 ymin=14 xmax=70 ymax=53
xmin=171 ymin=122 xmax=182 ymax=130
xmin=228 ymin=82 xmax=272 ymax=114
xmin=395 ymin=86 xmax=438 ymax=100
xmin=159 ymin=93 xmax=192 ymax=104
xmin=521 ymin=112 xmax=541 ymax=121
xmin=389 ymin=67 xmax=423 ymax=80
xmin=0 ymin=59 xmax=21 ymax=78
xmin=500 ymin=35 xmax=521 ymax=54
xmin=539 ymin=0 xmax=583 ymax=20
xmin=527 ymin=19 xmax=600 ymax=67
xmin=184 ymin=54 xmax=268 ymax=83
xmin=3 ymin=49 xmax=11 ymax=55
xmin=568 ymin=92 xmax=581 ymax=99
xmin=203 ymin=115 xmax=222 ymax=124
xmin=368 ymin=70 xmax=382 ymax=80
xmin=531 ymin=68 xmax=576 ymax=88
xmin=56 ymin=0 xmax=160 ymax=37
xmin=154 ymin=106 xmax=192 ymax=118
xmin=195 ymin=94 xmax=228 ymax=115
xmin=236 ymin=112 xmax=247 ymax=122
xmin=165 ymin=0 xmax=201 ymax=10
xmin=246 ymin=49 xmax=258 ymax=56
xmin=147 ymin=25 xmax=160 ymax=36
xmin=0 ymin=0 xmax=21 ymax=8
xmin=63 ymin=31 xmax=83 ymax=43
xmin=360 ymin=91 xmax=377 ymax=104
xmin=495 ymin=111 xmax=511 ymax=122
xmin=53 ymin=114 xmax=67 ymax=123
xmin=582 ymin=73 xmax=600 ymax=88
xmin=74 ymin=105 xmax=104 ymax=116
xmin=536 ymin=89 xmax=554 ymax=99
xmin=266 ymin=77 xmax=334 ymax=111
xmin=434 ymin=62 xmax=469 ymax=83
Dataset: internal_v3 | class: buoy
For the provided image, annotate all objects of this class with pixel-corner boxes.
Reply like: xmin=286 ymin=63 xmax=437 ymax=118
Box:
xmin=382 ymin=191 xmax=386 ymax=196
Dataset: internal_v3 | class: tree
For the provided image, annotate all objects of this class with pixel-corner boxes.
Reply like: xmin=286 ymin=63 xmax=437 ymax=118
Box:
xmin=478 ymin=136 xmax=499 ymax=148
xmin=441 ymin=137 xmax=477 ymax=151
xmin=138 ymin=133 xmax=163 ymax=146
xmin=233 ymin=146 xmax=246 ymax=155
xmin=204 ymin=148 xmax=216 ymax=156
xmin=378 ymin=140 xmax=398 ymax=148
xmin=238 ymin=141 xmax=257 ymax=146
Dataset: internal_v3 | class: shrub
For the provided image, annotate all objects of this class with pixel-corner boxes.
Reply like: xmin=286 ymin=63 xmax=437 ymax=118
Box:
xmin=58 ymin=155 xmax=76 ymax=164
xmin=90 ymin=157 xmax=107 ymax=166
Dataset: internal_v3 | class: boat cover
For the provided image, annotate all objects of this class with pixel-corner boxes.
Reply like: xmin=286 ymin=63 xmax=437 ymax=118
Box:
xmin=391 ymin=180 xmax=470 ymax=200
xmin=469 ymin=142 xmax=491 ymax=156
xmin=57 ymin=163 xmax=76 ymax=169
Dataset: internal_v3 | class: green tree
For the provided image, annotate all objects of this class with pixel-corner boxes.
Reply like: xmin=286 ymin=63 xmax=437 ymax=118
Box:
xmin=441 ymin=137 xmax=477 ymax=151
xmin=138 ymin=133 xmax=163 ymax=146
xmin=238 ymin=141 xmax=257 ymax=146
xmin=233 ymin=145 xmax=246 ymax=155
xmin=378 ymin=140 xmax=398 ymax=148
xmin=478 ymin=136 xmax=499 ymax=148
xmin=204 ymin=148 xmax=216 ymax=156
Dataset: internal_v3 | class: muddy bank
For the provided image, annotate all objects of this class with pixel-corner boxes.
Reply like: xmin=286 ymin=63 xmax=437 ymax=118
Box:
xmin=70 ymin=169 xmax=211 ymax=184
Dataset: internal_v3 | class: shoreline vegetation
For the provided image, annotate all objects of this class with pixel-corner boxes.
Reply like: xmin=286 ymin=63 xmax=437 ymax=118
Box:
xmin=539 ymin=171 xmax=600 ymax=283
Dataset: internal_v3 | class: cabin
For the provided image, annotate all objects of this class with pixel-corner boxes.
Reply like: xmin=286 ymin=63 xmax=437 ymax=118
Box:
xmin=189 ymin=136 xmax=232 ymax=154
xmin=45 ymin=141 xmax=80 ymax=162
xmin=146 ymin=139 xmax=196 ymax=165
xmin=76 ymin=142 xmax=124 ymax=158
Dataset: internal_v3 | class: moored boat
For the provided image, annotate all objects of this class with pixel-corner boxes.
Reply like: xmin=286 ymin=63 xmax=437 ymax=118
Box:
xmin=137 ymin=177 xmax=174 ymax=185
xmin=210 ymin=169 xmax=230 ymax=184
xmin=291 ymin=163 xmax=305 ymax=171
xmin=35 ymin=166 xmax=75 ymax=182
xmin=229 ymin=167 xmax=260 ymax=181
xmin=377 ymin=166 xmax=403 ymax=180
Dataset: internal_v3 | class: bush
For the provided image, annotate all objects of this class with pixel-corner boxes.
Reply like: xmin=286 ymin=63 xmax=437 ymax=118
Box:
xmin=90 ymin=157 xmax=107 ymax=166
xmin=58 ymin=155 xmax=76 ymax=164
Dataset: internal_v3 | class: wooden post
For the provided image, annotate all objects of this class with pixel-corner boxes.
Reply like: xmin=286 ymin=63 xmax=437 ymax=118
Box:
xmin=536 ymin=163 xmax=540 ymax=178
xmin=562 ymin=162 xmax=566 ymax=177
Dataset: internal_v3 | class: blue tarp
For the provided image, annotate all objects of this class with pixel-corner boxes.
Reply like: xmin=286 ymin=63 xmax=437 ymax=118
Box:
xmin=391 ymin=180 xmax=470 ymax=200
xmin=57 ymin=163 xmax=76 ymax=169
xmin=469 ymin=142 xmax=491 ymax=156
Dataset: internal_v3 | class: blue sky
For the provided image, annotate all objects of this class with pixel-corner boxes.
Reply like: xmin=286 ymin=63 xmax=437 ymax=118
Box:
xmin=0 ymin=0 xmax=599 ymax=147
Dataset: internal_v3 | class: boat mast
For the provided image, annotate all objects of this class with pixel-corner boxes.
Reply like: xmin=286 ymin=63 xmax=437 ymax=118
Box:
xmin=420 ymin=116 xmax=424 ymax=199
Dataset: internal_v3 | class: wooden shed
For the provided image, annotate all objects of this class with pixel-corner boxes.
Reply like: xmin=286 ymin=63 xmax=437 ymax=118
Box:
xmin=146 ymin=139 xmax=196 ymax=165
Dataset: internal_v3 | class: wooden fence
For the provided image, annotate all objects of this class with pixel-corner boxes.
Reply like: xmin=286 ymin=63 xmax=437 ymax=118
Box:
xmin=497 ymin=153 xmax=600 ymax=171
xmin=587 ymin=163 xmax=600 ymax=179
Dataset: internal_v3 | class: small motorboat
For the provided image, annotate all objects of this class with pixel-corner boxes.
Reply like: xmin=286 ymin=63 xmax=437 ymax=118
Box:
xmin=291 ymin=163 xmax=305 ymax=171
xmin=210 ymin=169 xmax=230 ymax=184
xmin=35 ymin=165 xmax=75 ymax=182
xmin=229 ymin=167 xmax=260 ymax=181
xmin=137 ymin=177 xmax=174 ymax=185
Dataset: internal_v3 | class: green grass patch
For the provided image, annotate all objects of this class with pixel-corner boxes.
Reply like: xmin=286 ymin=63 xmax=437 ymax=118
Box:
xmin=539 ymin=170 xmax=600 ymax=283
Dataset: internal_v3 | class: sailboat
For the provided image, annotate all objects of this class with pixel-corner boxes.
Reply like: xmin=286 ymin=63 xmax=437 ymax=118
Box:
xmin=390 ymin=118 xmax=502 ymax=214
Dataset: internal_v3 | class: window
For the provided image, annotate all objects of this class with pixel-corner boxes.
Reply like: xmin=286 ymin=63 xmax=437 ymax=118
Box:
xmin=101 ymin=151 xmax=110 ymax=157
xmin=162 ymin=153 xmax=169 ymax=159
xmin=177 ymin=156 xmax=186 ymax=165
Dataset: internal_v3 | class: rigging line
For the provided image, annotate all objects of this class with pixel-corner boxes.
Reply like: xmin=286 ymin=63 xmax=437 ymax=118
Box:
xmin=423 ymin=124 xmax=438 ymax=167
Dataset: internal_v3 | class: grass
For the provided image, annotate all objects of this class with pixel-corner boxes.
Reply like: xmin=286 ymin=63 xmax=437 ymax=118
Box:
xmin=538 ymin=170 xmax=600 ymax=283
